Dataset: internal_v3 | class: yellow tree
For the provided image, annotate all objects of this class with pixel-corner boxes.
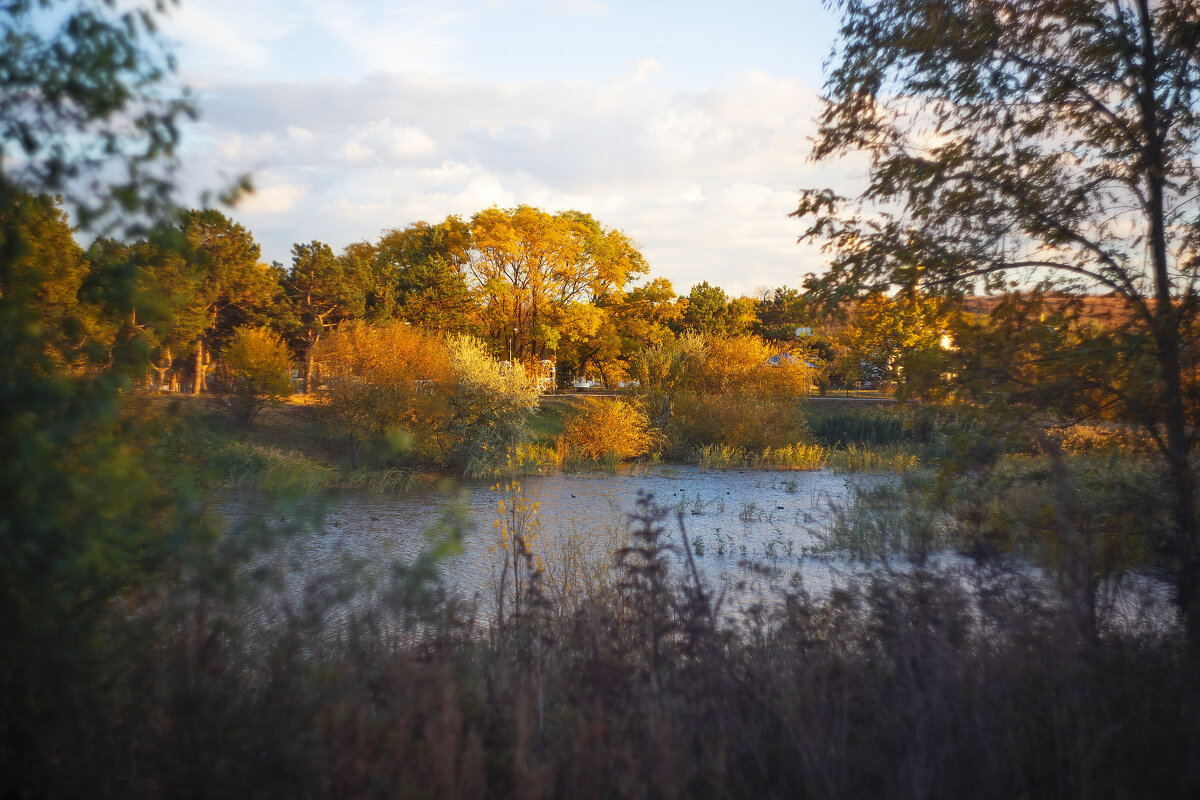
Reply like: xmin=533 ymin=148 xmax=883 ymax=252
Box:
xmin=467 ymin=206 xmax=647 ymax=362
xmin=835 ymin=290 xmax=954 ymax=391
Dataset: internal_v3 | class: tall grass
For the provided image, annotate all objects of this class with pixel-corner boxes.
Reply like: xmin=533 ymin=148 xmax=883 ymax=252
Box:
xmin=752 ymin=443 xmax=829 ymax=470
xmin=341 ymin=467 xmax=433 ymax=493
xmin=827 ymin=442 xmax=920 ymax=473
xmin=209 ymin=442 xmax=339 ymax=494
xmin=696 ymin=440 xmax=909 ymax=472
xmin=208 ymin=442 xmax=435 ymax=494
xmin=695 ymin=442 xmax=749 ymax=469
xmin=805 ymin=405 xmax=910 ymax=446
xmin=464 ymin=441 xmax=560 ymax=478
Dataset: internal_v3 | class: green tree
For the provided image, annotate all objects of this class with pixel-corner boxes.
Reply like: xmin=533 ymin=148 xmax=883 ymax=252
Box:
xmin=0 ymin=0 xmax=199 ymax=232
xmin=753 ymin=286 xmax=807 ymax=342
xmin=677 ymin=281 xmax=755 ymax=337
xmin=795 ymin=0 xmax=1200 ymax=646
xmin=179 ymin=209 xmax=278 ymax=393
xmin=679 ymin=281 xmax=729 ymax=336
xmin=84 ymin=232 xmax=209 ymax=390
xmin=375 ymin=217 xmax=478 ymax=332
xmin=282 ymin=240 xmax=366 ymax=391
xmin=1 ymin=2 xmax=209 ymax=792
xmin=341 ymin=239 xmax=398 ymax=320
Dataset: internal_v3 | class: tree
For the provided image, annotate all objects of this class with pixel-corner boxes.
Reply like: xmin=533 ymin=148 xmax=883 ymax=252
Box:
xmin=1 ymin=192 xmax=96 ymax=370
xmin=836 ymin=290 xmax=954 ymax=391
xmin=0 ymin=0 xmax=199 ymax=233
xmin=218 ymin=326 xmax=293 ymax=425
xmin=84 ymin=233 xmax=210 ymax=390
xmin=677 ymin=281 xmax=755 ymax=337
xmin=313 ymin=321 xmax=454 ymax=467
xmin=753 ymin=286 xmax=807 ymax=342
xmin=679 ymin=281 xmax=730 ymax=336
xmin=1 ymin=3 xmax=209 ymax=792
xmin=179 ymin=209 xmax=278 ymax=392
xmin=341 ymin=240 xmax=398 ymax=321
xmin=375 ymin=217 xmax=479 ymax=332
xmin=631 ymin=333 xmax=812 ymax=454
xmin=795 ymin=0 xmax=1200 ymax=646
xmin=282 ymin=240 xmax=366 ymax=391
xmin=467 ymin=205 xmax=648 ymax=361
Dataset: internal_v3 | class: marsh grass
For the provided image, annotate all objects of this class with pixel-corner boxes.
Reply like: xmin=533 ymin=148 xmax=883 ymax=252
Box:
xmin=341 ymin=467 xmax=433 ymax=494
xmin=465 ymin=441 xmax=560 ymax=478
xmin=209 ymin=442 xmax=340 ymax=494
xmin=696 ymin=440 xmax=914 ymax=473
xmin=752 ymin=443 xmax=829 ymax=470
xmin=827 ymin=443 xmax=920 ymax=473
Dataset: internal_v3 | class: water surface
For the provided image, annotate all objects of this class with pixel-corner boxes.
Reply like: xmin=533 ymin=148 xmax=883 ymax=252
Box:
xmin=216 ymin=467 xmax=881 ymax=608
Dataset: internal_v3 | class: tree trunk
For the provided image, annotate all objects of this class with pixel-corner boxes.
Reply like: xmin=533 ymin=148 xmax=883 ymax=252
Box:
xmin=305 ymin=348 xmax=316 ymax=394
xmin=151 ymin=346 xmax=173 ymax=392
xmin=1034 ymin=429 xmax=1096 ymax=645
xmin=192 ymin=342 xmax=205 ymax=395
xmin=1135 ymin=0 xmax=1200 ymax=656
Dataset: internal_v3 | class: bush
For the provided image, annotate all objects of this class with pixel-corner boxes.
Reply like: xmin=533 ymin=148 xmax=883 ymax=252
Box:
xmin=445 ymin=335 xmax=541 ymax=469
xmin=218 ymin=326 xmax=292 ymax=424
xmin=632 ymin=333 xmax=812 ymax=456
xmin=312 ymin=321 xmax=452 ymax=466
xmin=313 ymin=327 xmax=541 ymax=471
xmin=560 ymin=398 xmax=657 ymax=463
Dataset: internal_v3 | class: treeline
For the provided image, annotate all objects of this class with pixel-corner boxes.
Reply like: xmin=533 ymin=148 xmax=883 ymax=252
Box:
xmin=16 ymin=190 xmax=962 ymax=396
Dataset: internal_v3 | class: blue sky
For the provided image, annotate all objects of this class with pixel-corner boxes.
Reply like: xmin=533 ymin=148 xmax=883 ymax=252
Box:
xmin=165 ymin=0 xmax=852 ymax=296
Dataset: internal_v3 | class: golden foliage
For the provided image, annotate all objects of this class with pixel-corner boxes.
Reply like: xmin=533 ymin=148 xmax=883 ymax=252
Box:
xmin=560 ymin=398 xmax=657 ymax=462
xmin=312 ymin=321 xmax=453 ymax=462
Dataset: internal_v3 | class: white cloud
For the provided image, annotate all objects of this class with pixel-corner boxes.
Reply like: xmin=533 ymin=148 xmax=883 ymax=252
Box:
xmin=183 ymin=67 xmax=845 ymax=295
xmin=239 ymin=182 xmax=309 ymax=214
xmin=340 ymin=140 xmax=375 ymax=164
xmin=287 ymin=126 xmax=314 ymax=143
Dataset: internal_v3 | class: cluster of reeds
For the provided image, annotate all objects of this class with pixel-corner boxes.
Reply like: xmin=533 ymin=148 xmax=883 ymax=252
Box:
xmin=694 ymin=440 xmax=913 ymax=473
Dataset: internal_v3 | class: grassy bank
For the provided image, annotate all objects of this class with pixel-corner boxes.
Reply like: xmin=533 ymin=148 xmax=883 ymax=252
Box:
xmin=146 ymin=395 xmax=436 ymax=494
xmin=163 ymin=392 xmax=1149 ymax=487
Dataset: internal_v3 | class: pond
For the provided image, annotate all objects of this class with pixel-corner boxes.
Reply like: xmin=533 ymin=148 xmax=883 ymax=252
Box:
xmin=214 ymin=466 xmax=886 ymax=612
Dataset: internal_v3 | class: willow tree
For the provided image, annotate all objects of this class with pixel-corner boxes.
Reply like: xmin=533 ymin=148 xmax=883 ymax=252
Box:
xmin=467 ymin=205 xmax=648 ymax=361
xmin=795 ymin=0 xmax=1200 ymax=644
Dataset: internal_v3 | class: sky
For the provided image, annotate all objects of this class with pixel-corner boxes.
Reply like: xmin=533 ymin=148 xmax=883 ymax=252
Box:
xmin=164 ymin=0 xmax=854 ymax=297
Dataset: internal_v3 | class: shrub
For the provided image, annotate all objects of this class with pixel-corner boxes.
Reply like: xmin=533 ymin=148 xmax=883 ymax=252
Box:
xmin=218 ymin=326 xmax=292 ymax=425
xmin=670 ymin=391 xmax=805 ymax=454
xmin=312 ymin=321 xmax=452 ymax=466
xmin=632 ymin=333 xmax=812 ymax=456
xmin=560 ymin=398 xmax=656 ymax=463
xmin=445 ymin=335 xmax=541 ymax=468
